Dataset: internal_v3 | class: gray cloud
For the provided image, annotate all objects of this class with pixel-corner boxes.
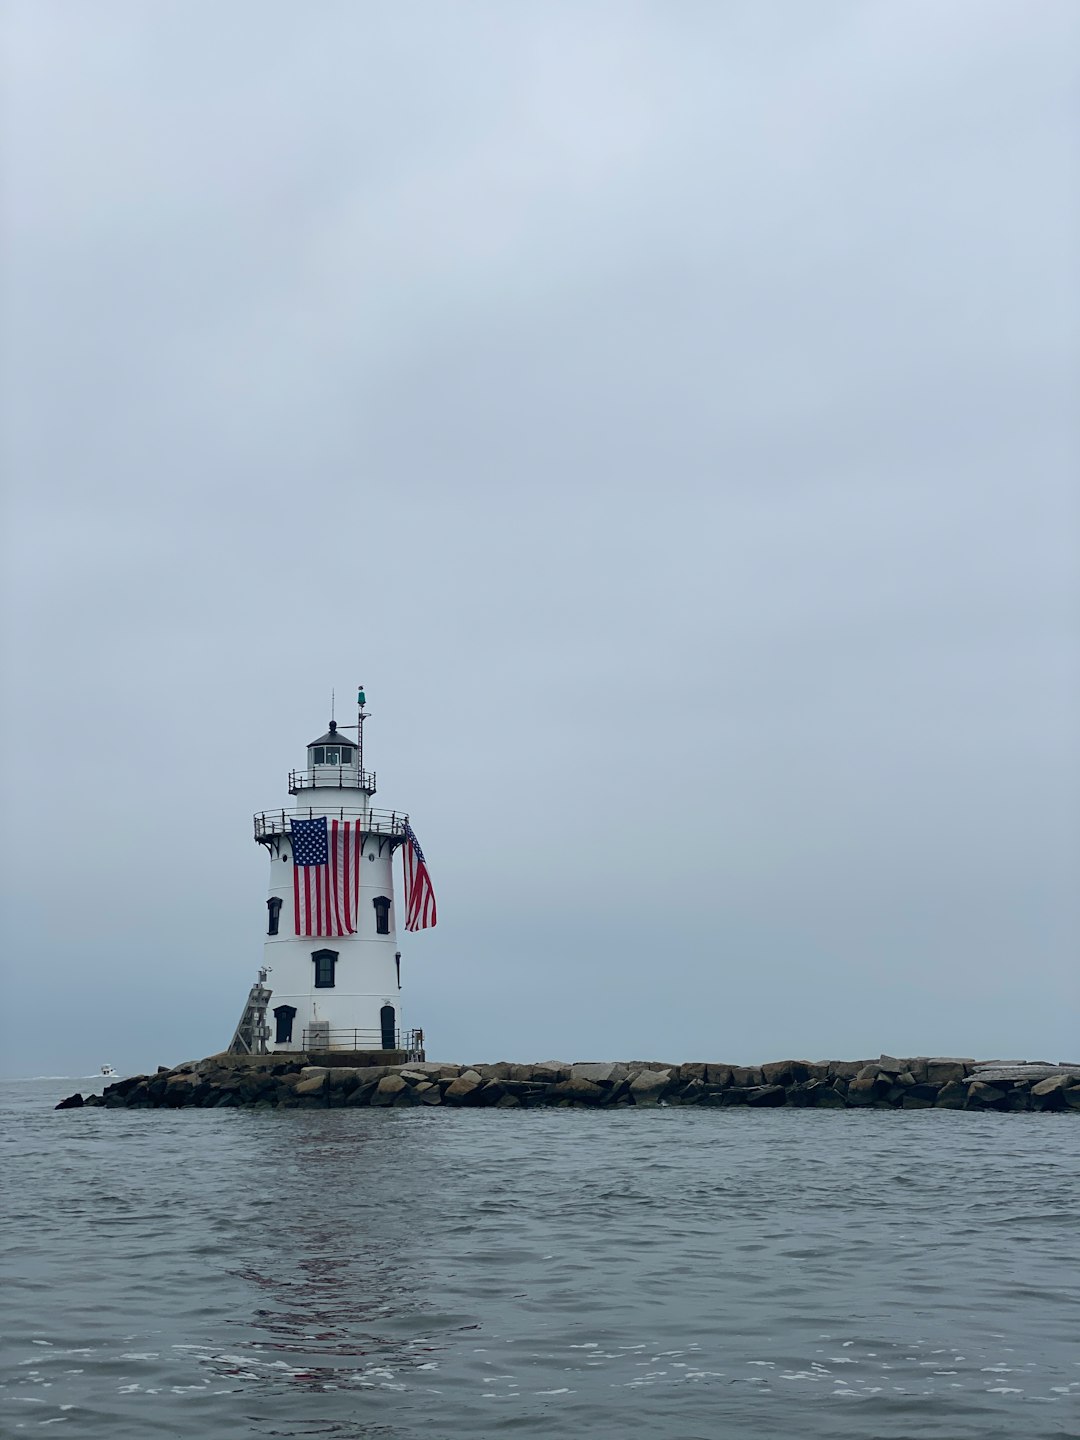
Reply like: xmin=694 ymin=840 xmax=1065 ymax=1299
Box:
xmin=2 ymin=0 xmax=1077 ymax=1076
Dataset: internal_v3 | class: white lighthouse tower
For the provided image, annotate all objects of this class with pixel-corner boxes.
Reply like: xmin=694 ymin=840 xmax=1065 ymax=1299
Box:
xmin=231 ymin=692 xmax=429 ymax=1059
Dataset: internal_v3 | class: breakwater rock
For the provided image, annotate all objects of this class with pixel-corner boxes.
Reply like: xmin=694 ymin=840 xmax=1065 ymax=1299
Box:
xmin=60 ymin=1054 xmax=1080 ymax=1113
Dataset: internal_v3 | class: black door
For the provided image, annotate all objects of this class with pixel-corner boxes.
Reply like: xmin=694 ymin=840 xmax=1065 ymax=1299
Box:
xmin=380 ymin=1004 xmax=396 ymax=1050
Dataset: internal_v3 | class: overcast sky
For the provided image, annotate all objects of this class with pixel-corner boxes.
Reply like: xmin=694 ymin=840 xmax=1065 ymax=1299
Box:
xmin=2 ymin=1 xmax=1077 ymax=1077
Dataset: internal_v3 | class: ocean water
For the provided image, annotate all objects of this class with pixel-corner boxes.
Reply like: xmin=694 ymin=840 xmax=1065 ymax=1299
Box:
xmin=2 ymin=1078 xmax=1078 ymax=1439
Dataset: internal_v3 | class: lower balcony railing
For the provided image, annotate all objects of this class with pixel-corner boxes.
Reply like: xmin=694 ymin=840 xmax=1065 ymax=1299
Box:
xmin=298 ymin=1027 xmax=425 ymax=1058
xmin=254 ymin=808 xmax=407 ymax=843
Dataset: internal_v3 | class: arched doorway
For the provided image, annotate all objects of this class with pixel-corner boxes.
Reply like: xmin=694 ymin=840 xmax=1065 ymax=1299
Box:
xmin=380 ymin=1003 xmax=396 ymax=1050
xmin=273 ymin=1004 xmax=297 ymax=1045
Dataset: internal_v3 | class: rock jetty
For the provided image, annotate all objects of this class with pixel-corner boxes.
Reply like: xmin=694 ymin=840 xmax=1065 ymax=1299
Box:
xmin=57 ymin=1054 xmax=1080 ymax=1112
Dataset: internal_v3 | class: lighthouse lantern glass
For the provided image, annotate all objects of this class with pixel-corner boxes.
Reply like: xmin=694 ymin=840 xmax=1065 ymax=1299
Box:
xmin=309 ymin=744 xmax=354 ymax=767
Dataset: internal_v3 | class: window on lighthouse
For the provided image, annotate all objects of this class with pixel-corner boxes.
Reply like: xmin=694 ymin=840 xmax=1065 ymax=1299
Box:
xmin=372 ymin=896 xmax=391 ymax=935
xmin=312 ymin=949 xmax=338 ymax=988
xmin=266 ymin=897 xmax=283 ymax=935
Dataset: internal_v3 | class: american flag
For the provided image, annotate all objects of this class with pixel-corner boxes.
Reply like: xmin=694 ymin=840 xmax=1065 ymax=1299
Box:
xmin=402 ymin=820 xmax=437 ymax=932
xmin=290 ymin=816 xmax=363 ymax=937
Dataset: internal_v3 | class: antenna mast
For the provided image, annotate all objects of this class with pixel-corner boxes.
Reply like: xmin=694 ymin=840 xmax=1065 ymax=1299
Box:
xmin=357 ymin=683 xmax=368 ymax=777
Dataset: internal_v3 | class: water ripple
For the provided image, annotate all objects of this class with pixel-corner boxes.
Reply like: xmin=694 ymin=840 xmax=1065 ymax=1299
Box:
xmin=1 ymin=1082 xmax=1078 ymax=1438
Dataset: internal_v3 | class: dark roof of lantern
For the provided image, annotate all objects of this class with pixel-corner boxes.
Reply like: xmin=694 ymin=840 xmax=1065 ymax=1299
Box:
xmin=307 ymin=725 xmax=355 ymax=749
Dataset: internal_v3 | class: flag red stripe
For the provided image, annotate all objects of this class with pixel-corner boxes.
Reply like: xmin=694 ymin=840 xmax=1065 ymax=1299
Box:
xmin=330 ymin=821 xmax=340 ymax=936
xmin=340 ymin=822 xmax=351 ymax=934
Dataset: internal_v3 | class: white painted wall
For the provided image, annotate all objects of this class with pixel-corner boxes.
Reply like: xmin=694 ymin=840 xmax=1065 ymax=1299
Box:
xmin=260 ymin=785 xmax=407 ymax=1051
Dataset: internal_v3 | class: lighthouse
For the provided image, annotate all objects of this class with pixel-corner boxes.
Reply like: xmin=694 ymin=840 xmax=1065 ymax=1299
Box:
xmin=230 ymin=691 xmax=435 ymax=1059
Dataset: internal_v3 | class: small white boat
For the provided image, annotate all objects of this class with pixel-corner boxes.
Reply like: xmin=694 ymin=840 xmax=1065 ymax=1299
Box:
xmin=100 ymin=1064 xmax=117 ymax=1078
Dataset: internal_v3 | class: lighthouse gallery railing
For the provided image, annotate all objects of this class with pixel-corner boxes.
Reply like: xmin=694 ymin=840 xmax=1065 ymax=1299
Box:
xmin=301 ymin=1027 xmax=424 ymax=1057
xmin=253 ymin=808 xmax=407 ymax=842
xmin=289 ymin=767 xmax=377 ymax=794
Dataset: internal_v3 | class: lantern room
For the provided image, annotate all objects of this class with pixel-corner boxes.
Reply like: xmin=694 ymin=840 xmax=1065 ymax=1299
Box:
xmin=308 ymin=720 xmax=355 ymax=770
xmin=289 ymin=718 xmax=376 ymax=796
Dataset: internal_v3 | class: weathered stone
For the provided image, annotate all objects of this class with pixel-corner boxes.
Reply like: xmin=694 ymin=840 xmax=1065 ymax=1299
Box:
xmin=902 ymin=1093 xmax=934 ymax=1108
xmin=495 ymin=1093 xmax=520 ymax=1107
xmin=817 ymin=1082 xmax=852 ymax=1105
xmin=1063 ymin=1085 xmax=1080 ymax=1110
xmin=926 ymin=1060 xmax=973 ymax=1085
xmin=299 ymin=1067 xmax=330 ymax=1081
xmin=1032 ymin=1074 xmax=1072 ymax=1097
xmin=444 ymin=1069 xmax=484 ymax=1100
xmin=966 ymin=1080 xmax=1007 ymax=1108
xmin=829 ymin=1060 xmax=871 ymax=1080
xmin=548 ymin=1077 xmax=604 ymax=1103
xmin=676 ymin=1078 xmax=706 ymax=1104
xmin=1004 ymin=1086 xmax=1034 ymax=1111
xmin=370 ymin=1074 xmax=408 ymax=1106
xmin=785 ymin=1082 xmax=815 ymax=1107
xmin=876 ymin=1055 xmax=905 ymax=1076
xmin=570 ymin=1062 xmax=627 ymax=1085
xmin=294 ymin=1074 xmax=328 ymax=1097
xmin=163 ymin=1073 xmax=197 ymax=1105
xmin=55 ymin=1092 xmax=84 ymax=1109
xmin=530 ymin=1061 xmax=570 ymax=1082
xmin=629 ymin=1069 xmax=671 ymax=1105
xmin=971 ymin=1064 xmax=1080 ymax=1084
xmin=896 ymin=1071 xmax=916 ymax=1086
xmin=935 ymin=1080 xmax=968 ymax=1108
xmin=746 ymin=1085 xmax=786 ymax=1107
xmin=804 ymin=1062 xmax=832 ymax=1082
xmin=762 ymin=1060 xmax=809 ymax=1085
xmin=856 ymin=1064 xmax=881 ymax=1081
xmin=475 ymin=1062 xmax=513 ymax=1080
xmin=846 ymin=1077 xmax=885 ymax=1105
xmin=809 ymin=1082 xmax=847 ymax=1108
xmin=705 ymin=1063 xmax=734 ymax=1086
xmin=729 ymin=1066 xmax=763 ymax=1087
xmin=1031 ymin=1075 xmax=1072 ymax=1108
xmin=720 ymin=1088 xmax=749 ymax=1104
xmin=680 ymin=1063 xmax=707 ymax=1082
